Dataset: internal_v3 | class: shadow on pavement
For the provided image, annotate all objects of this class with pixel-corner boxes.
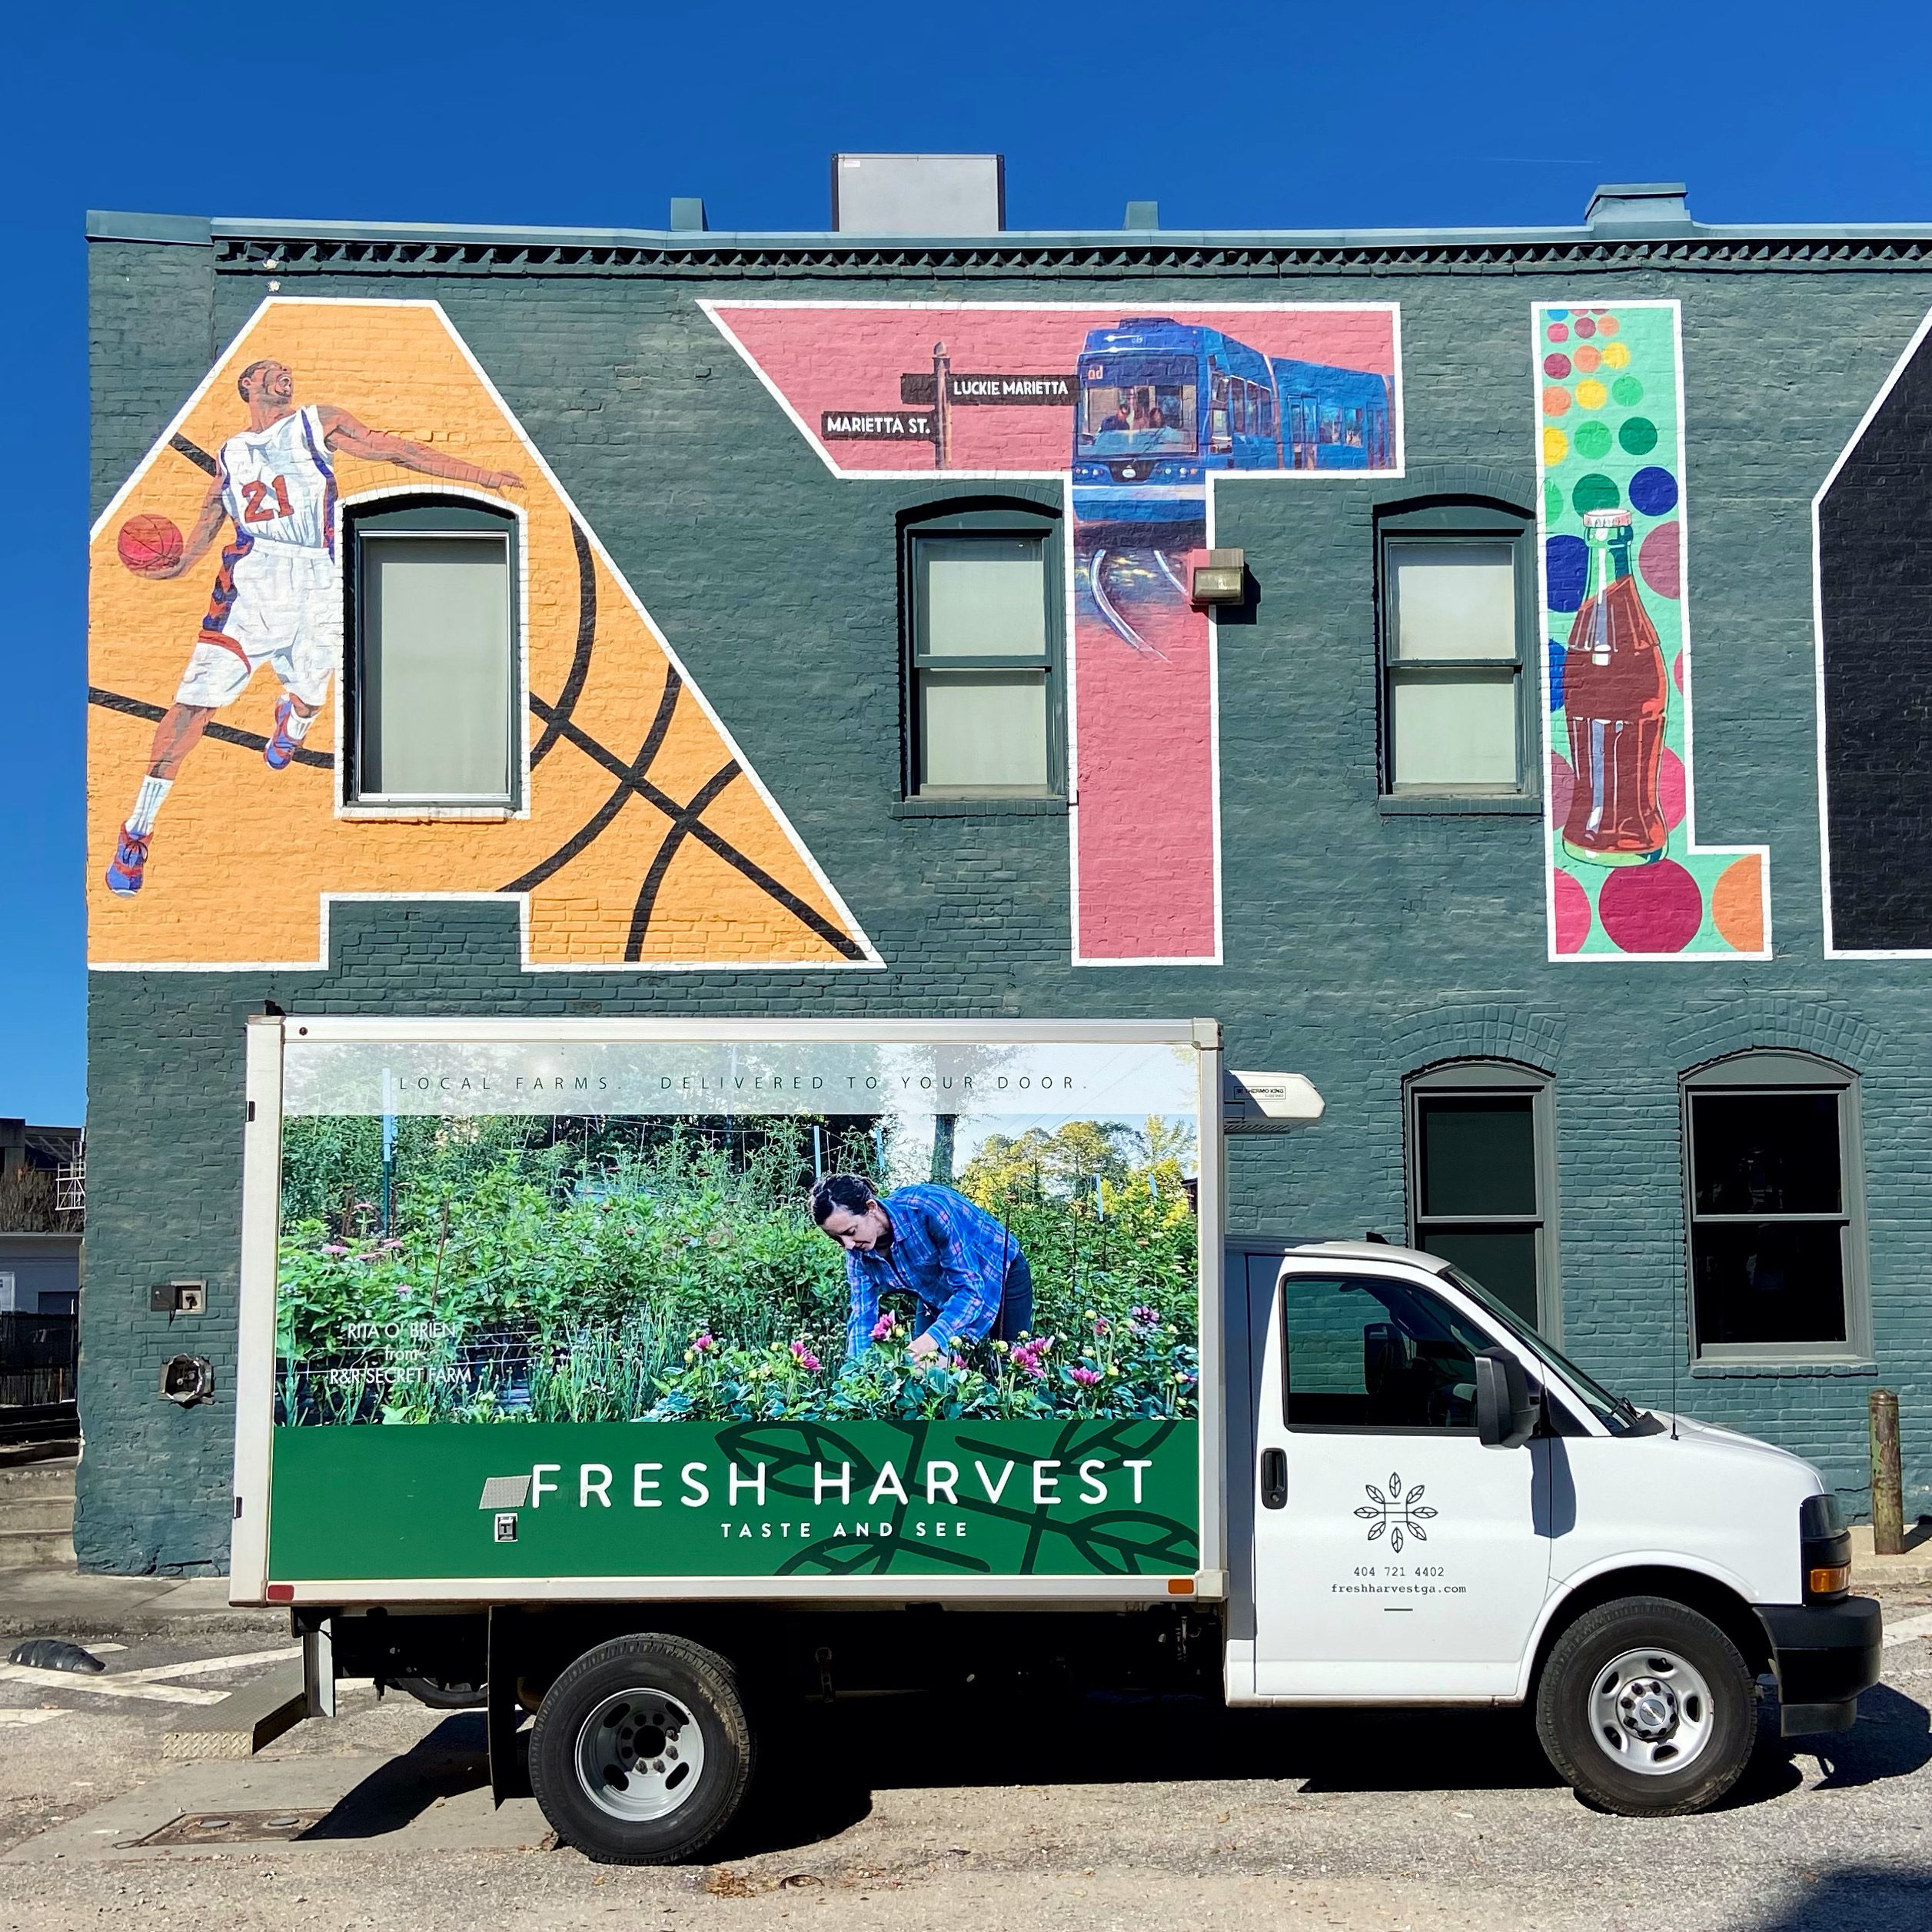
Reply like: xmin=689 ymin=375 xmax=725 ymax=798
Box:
xmin=301 ymin=1713 xmax=492 ymax=1839
xmin=1739 ymin=1867 xmax=1932 ymax=1932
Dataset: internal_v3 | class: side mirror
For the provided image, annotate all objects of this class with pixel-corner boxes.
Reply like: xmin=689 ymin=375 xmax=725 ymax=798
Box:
xmin=1475 ymin=1348 xmax=1538 ymax=1448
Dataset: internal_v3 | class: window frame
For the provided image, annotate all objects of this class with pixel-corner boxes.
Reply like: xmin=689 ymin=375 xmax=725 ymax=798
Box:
xmin=1377 ymin=500 xmax=1538 ymax=802
xmin=899 ymin=502 xmax=1064 ymax=802
xmin=344 ymin=496 xmax=523 ymax=816
xmin=1681 ymin=1051 xmax=1871 ymax=1365
xmin=1405 ymin=1059 xmax=1562 ymax=1340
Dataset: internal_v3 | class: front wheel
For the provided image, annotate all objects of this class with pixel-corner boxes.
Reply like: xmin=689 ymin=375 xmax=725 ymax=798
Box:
xmin=1535 ymin=1595 xmax=1757 ymax=1817
xmin=528 ymin=1634 xmax=754 ymax=1864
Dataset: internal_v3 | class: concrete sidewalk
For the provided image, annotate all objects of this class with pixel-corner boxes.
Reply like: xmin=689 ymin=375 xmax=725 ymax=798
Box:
xmin=0 ymin=1566 xmax=287 ymax=1640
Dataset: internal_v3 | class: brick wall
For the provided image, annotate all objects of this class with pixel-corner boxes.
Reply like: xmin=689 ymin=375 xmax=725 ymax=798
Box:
xmin=79 ymin=231 xmax=1932 ymax=1571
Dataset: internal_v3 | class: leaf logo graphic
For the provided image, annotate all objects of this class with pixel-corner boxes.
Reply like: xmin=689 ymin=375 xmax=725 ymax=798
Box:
xmin=1353 ymin=1470 xmax=1439 ymax=1555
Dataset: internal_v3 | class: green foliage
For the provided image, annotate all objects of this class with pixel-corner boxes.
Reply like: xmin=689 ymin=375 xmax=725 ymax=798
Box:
xmin=276 ymin=1114 xmax=1199 ymax=1426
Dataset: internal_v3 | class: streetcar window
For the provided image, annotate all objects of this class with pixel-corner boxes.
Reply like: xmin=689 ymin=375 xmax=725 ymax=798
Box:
xmin=1079 ymin=358 xmax=1197 ymax=457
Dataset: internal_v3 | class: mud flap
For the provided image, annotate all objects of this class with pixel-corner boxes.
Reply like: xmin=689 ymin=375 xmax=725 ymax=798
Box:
xmin=486 ymin=1606 xmax=529 ymax=1804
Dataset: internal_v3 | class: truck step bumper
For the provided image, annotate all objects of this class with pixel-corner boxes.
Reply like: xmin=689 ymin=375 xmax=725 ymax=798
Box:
xmin=1753 ymin=1595 xmax=1883 ymax=1737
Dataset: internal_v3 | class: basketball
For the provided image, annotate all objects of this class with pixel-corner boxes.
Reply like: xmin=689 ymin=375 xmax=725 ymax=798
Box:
xmin=118 ymin=513 xmax=184 ymax=577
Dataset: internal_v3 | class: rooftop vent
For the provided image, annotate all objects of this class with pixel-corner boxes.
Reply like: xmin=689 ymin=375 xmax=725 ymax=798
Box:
xmin=1585 ymin=181 xmax=1693 ymax=231
xmin=832 ymin=154 xmax=1004 ymax=235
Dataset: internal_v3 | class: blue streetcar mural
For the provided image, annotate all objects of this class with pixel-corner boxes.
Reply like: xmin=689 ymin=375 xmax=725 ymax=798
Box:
xmin=1071 ymin=317 xmax=1394 ymax=526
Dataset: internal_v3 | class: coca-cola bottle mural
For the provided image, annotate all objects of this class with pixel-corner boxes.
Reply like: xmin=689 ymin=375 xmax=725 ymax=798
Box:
xmin=1560 ymin=507 xmax=1669 ymax=866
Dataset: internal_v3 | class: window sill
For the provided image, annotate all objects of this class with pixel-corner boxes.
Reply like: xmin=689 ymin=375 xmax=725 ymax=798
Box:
xmin=1690 ymin=1358 xmax=1877 ymax=1378
xmin=1379 ymin=793 xmax=1541 ymax=816
xmin=341 ymin=803 xmax=518 ymax=823
xmin=891 ymin=795 xmax=1068 ymax=819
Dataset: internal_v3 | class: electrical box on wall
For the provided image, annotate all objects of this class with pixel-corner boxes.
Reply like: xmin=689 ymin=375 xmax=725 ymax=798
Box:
xmin=150 ymin=1280 xmax=207 ymax=1315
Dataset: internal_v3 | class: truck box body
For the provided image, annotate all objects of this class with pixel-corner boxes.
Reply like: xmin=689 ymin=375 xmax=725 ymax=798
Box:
xmin=234 ymin=1016 xmax=1223 ymax=1604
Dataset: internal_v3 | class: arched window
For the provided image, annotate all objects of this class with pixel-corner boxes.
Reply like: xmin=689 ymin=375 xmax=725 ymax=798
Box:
xmin=1682 ymin=1052 xmax=1870 ymax=1362
xmin=1405 ymin=1060 xmax=1558 ymax=1335
xmin=899 ymin=500 xmax=1063 ymax=801
xmin=345 ymin=495 xmax=520 ymax=812
xmin=1376 ymin=497 xmax=1536 ymax=802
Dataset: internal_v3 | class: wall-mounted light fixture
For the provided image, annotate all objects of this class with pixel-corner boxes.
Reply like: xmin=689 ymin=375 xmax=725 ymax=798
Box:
xmin=1186 ymin=547 xmax=1247 ymax=609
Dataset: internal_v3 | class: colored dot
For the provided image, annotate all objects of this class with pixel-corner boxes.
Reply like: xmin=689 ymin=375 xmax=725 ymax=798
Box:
xmin=1597 ymin=314 xmax=1619 ymax=336
xmin=1573 ymin=344 xmax=1602 ymax=374
xmin=1548 ymin=323 xmax=1570 ymax=343
xmin=1674 ymin=649 xmax=1684 ymax=693
xmin=1640 ymin=520 xmax=1682 ymax=598
xmin=1550 ymin=749 xmax=1575 ymax=820
xmin=1573 ymin=473 xmax=1620 ymax=516
xmin=1629 ymin=466 xmax=1679 ymax=517
xmin=1546 ymin=534 xmax=1588 ymax=612
xmin=1548 ymin=308 xmax=1571 ymax=320
xmin=1543 ymin=427 xmax=1570 ymax=467
xmin=1601 ymin=341 xmax=1631 ymax=369
xmin=1575 ymin=378 xmax=1608 ymax=410
xmin=1611 ymin=375 xmax=1644 ymax=407
xmin=1544 ymin=479 xmax=1565 ymax=523
xmin=1574 ymin=421 xmax=1613 ymax=459
xmin=1575 ymin=317 xmax=1598 ymax=338
xmin=1659 ymin=747 xmax=1687 ymax=830
xmin=1713 ymin=854 xmax=1765 ymax=953
xmin=1548 ymin=640 xmax=1567 ymax=711
xmin=1598 ymin=860 xmax=1704 ymax=953
xmin=1543 ymin=352 xmax=1572 ymax=378
xmin=1618 ymin=417 xmax=1658 ymax=456
xmin=1554 ymin=870 xmax=1592 ymax=953
xmin=1543 ymin=385 xmax=1572 ymax=417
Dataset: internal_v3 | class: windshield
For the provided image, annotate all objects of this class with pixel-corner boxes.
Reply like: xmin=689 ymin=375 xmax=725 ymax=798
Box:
xmin=1442 ymin=1265 xmax=1642 ymax=1435
xmin=1078 ymin=356 xmax=1198 ymax=457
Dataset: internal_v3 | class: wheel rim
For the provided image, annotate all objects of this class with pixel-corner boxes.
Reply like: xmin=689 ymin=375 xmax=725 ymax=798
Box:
xmin=1587 ymin=1646 xmax=1718 ymax=1777
xmin=573 ymin=1685 xmax=706 ymax=1822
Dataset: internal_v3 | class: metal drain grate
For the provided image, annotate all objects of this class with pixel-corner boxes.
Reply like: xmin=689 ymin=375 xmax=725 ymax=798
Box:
xmin=132 ymin=1807 xmax=329 ymax=1846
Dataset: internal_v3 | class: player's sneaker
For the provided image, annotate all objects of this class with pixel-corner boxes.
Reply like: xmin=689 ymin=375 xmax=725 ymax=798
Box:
xmin=105 ymin=824 xmax=150 ymax=896
xmin=264 ymin=699 xmax=304 ymax=770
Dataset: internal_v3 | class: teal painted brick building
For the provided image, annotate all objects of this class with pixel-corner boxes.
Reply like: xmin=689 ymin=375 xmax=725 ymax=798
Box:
xmin=81 ymin=186 xmax=1932 ymax=1572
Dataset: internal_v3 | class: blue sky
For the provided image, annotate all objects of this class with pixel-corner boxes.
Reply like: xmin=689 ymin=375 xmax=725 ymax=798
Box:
xmin=5 ymin=1 xmax=1927 ymax=1125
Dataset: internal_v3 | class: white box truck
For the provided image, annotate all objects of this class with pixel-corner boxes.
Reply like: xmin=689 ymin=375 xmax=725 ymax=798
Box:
xmin=232 ymin=1016 xmax=1880 ymax=1862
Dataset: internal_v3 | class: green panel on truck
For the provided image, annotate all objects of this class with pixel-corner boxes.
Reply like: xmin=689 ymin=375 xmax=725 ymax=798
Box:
xmin=267 ymin=1418 xmax=1199 ymax=1581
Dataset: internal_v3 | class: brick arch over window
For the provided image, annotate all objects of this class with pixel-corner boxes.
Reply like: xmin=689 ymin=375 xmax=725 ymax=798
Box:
xmin=1388 ymin=1004 xmax=1567 ymax=1079
xmin=1369 ymin=461 xmax=1535 ymax=517
xmin=1667 ymin=999 xmax=1880 ymax=1078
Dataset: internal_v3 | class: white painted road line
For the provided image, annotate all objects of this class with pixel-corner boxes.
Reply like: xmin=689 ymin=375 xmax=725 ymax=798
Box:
xmin=1882 ymin=1610 xmax=1932 ymax=1647
xmin=0 ymin=1664 xmax=225 ymax=1707
xmin=117 ymin=1645 xmax=301 ymax=1684
xmin=0 ymin=1710 xmax=63 ymax=1726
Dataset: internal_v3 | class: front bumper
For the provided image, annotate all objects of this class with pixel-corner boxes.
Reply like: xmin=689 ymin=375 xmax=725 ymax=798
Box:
xmin=1754 ymin=1595 xmax=1883 ymax=1736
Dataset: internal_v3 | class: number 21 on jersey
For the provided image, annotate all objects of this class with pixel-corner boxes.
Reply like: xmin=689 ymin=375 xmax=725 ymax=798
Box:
xmin=241 ymin=476 xmax=294 ymax=523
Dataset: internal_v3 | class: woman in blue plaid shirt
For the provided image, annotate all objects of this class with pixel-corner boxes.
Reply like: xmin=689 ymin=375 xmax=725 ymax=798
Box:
xmin=810 ymin=1174 xmax=1035 ymax=1365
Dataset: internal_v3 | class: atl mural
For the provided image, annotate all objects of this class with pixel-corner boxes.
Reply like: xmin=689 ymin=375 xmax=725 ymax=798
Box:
xmin=705 ymin=303 xmax=1402 ymax=965
xmin=266 ymin=1033 xmax=1204 ymax=1581
xmin=87 ymin=298 xmax=877 ymax=972
xmin=1534 ymin=300 xmax=1769 ymax=959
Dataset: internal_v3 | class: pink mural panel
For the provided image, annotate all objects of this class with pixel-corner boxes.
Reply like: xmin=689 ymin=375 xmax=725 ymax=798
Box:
xmin=707 ymin=302 xmax=1403 ymax=964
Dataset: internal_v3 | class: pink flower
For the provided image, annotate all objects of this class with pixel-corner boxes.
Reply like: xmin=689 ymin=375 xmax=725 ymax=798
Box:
xmin=1069 ymin=1366 xmax=1102 ymax=1387
xmin=1092 ymin=1316 xmax=1110 ymax=1335
xmin=790 ymin=1341 xmax=823 ymax=1373
xmin=870 ymin=1315 xmax=895 ymax=1342
xmin=320 ymin=1243 xmax=349 ymax=1257
xmin=693 ymin=1332 xmax=714 ymax=1353
xmin=381 ymin=1239 xmax=404 ymax=1252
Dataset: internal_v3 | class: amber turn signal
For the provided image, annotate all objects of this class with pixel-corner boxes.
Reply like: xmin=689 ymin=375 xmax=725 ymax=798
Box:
xmin=1167 ymin=1577 xmax=1196 ymax=1596
xmin=1807 ymin=1564 xmax=1851 ymax=1598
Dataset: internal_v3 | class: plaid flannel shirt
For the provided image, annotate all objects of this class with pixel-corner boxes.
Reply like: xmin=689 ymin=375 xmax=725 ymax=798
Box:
xmin=842 ymin=1183 xmax=1019 ymax=1362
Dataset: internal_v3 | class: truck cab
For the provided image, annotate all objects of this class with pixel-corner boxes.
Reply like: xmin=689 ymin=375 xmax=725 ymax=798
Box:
xmin=1225 ymin=1239 xmax=1880 ymax=1813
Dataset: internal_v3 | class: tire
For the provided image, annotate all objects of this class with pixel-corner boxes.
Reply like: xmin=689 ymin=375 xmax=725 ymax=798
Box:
xmin=1535 ymin=1595 xmax=1757 ymax=1817
xmin=528 ymin=1634 xmax=754 ymax=1865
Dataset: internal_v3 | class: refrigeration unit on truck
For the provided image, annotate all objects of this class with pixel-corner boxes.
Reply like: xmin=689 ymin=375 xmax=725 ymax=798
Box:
xmin=232 ymin=1016 xmax=1881 ymax=1862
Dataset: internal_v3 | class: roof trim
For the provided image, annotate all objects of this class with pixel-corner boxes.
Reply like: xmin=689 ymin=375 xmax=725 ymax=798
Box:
xmin=86 ymin=209 xmax=1932 ymax=274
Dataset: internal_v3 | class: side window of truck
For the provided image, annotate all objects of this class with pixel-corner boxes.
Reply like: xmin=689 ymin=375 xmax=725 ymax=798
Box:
xmin=1281 ymin=1274 xmax=1491 ymax=1432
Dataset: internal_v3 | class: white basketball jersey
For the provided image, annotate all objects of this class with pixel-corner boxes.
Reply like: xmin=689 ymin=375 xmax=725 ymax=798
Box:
xmin=218 ymin=404 xmax=336 ymax=554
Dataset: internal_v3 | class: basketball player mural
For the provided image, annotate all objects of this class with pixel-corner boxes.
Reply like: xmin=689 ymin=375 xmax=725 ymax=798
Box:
xmin=105 ymin=358 xmax=524 ymax=896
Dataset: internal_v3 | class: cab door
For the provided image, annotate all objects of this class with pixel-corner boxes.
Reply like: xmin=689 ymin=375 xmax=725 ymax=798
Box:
xmin=1251 ymin=1264 xmax=1552 ymax=1699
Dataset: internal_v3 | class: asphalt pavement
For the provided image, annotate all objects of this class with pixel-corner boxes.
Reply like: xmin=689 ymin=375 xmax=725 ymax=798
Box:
xmin=0 ymin=1585 xmax=1927 ymax=1932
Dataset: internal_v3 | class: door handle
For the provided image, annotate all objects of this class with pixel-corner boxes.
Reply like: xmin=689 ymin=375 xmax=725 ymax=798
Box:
xmin=1261 ymin=1447 xmax=1288 ymax=1510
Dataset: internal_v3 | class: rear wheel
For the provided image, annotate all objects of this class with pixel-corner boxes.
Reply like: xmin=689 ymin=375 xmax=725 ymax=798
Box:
xmin=1535 ymin=1595 xmax=1756 ymax=1817
xmin=528 ymin=1634 xmax=754 ymax=1864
